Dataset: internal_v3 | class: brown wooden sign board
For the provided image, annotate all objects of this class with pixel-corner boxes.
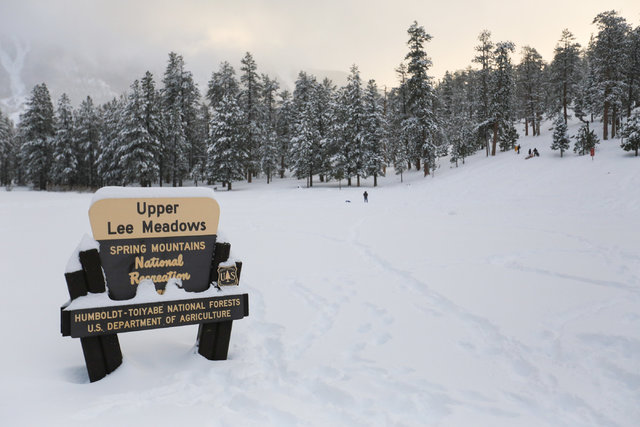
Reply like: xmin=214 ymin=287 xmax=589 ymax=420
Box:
xmin=62 ymin=294 xmax=249 ymax=338
xmin=88 ymin=190 xmax=220 ymax=300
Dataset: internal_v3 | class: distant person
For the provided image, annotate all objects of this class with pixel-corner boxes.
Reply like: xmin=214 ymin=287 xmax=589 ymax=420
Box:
xmin=363 ymin=191 xmax=368 ymax=203
xmin=533 ymin=148 xmax=539 ymax=157
xmin=528 ymin=148 xmax=532 ymax=157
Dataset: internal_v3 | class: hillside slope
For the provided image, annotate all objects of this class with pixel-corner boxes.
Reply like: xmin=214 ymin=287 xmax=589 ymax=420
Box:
xmin=1 ymin=120 xmax=639 ymax=426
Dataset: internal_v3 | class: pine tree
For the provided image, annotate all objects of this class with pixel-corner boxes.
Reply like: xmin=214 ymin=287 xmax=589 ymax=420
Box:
xmin=404 ymin=21 xmax=438 ymax=175
xmin=549 ymin=29 xmax=582 ymax=123
xmin=18 ymin=83 xmax=55 ymax=190
xmin=97 ymin=97 xmax=125 ymax=185
xmin=260 ymin=74 xmax=280 ymax=183
xmin=118 ymin=79 xmax=159 ymax=186
xmin=342 ymin=65 xmax=366 ymax=186
xmin=140 ymin=71 xmax=164 ymax=172
xmin=574 ymin=123 xmax=599 ymax=155
xmin=0 ymin=110 xmax=15 ymax=186
xmin=625 ymin=26 xmax=640 ymax=117
xmin=75 ymin=96 xmax=101 ymax=187
xmin=362 ymin=79 xmax=385 ymax=186
xmin=314 ymin=78 xmax=336 ymax=182
xmin=207 ymin=93 xmax=247 ymax=190
xmin=290 ymin=72 xmax=321 ymax=187
xmin=240 ymin=52 xmax=264 ymax=183
xmin=207 ymin=61 xmax=239 ymax=107
xmin=516 ymin=46 xmax=545 ymax=136
xmin=491 ymin=41 xmax=517 ymax=154
xmin=620 ymin=107 xmax=640 ymax=156
xmin=473 ymin=30 xmax=494 ymax=155
xmin=190 ymin=102 xmax=210 ymax=186
xmin=51 ymin=93 xmax=77 ymax=187
xmin=162 ymin=52 xmax=199 ymax=186
xmin=551 ymin=115 xmax=570 ymax=157
xmin=588 ymin=11 xmax=630 ymax=140
xmin=275 ymin=89 xmax=294 ymax=178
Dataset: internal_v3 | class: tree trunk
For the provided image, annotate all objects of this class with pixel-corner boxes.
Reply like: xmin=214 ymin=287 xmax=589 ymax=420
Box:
xmin=563 ymin=82 xmax=568 ymax=123
xmin=603 ymin=100 xmax=609 ymax=140
xmin=373 ymin=174 xmax=377 ymax=187
xmin=415 ymin=159 xmax=420 ymax=171
xmin=525 ymin=118 xmax=529 ymax=136
xmin=347 ymin=177 xmax=351 ymax=187
xmin=357 ymin=175 xmax=360 ymax=187
xmin=228 ymin=181 xmax=232 ymax=191
xmin=491 ymin=121 xmax=498 ymax=156
xmin=309 ymin=172 xmax=313 ymax=187
xmin=423 ymin=163 xmax=429 ymax=176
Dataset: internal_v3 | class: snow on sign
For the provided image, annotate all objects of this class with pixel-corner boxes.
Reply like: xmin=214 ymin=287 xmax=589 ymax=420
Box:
xmin=60 ymin=187 xmax=249 ymax=382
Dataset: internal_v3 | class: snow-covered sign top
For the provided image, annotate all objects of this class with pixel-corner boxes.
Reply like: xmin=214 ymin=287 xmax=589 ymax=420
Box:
xmin=89 ymin=186 xmax=220 ymax=240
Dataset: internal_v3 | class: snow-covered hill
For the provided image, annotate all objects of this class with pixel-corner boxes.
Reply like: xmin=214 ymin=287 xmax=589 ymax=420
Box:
xmin=1 ymin=121 xmax=639 ymax=426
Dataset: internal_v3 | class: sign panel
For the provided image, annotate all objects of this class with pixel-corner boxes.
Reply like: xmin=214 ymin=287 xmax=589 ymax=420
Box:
xmin=62 ymin=294 xmax=249 ymax=338
xmin=89 ymin=189 xmax=220 ymax=300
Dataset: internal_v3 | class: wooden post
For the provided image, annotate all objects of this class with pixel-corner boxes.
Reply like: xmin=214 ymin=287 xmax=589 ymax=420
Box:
xmin=199 ymin=242 xmax=238 ymax=360
xmin=64 ymin=249 xmax=122 ymax=382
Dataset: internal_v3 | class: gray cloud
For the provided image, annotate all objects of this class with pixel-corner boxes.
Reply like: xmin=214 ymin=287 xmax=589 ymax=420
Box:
xmin=1 ymin=0 xmax=639 ymax=116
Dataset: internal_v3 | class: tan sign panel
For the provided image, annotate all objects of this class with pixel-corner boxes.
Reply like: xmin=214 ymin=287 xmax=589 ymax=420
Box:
xmin=89 ymin=197 xmax=220 ymax=240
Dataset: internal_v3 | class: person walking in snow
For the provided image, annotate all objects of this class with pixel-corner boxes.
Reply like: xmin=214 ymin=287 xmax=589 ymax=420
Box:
xmin=533 ymin=148 xmax=539 ymax=157
xmin=363 ymin=191 xmax=368 ymax=203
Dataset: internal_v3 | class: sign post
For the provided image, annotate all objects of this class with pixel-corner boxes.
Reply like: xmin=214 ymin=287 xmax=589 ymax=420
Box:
xmin=61 ymin=187 xmax=249 ymax=382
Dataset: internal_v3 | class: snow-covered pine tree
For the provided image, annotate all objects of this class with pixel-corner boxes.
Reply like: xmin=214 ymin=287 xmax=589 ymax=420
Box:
xmin=240 ymin=52 xmax=264 ymax=183
xmin=51 ymin=93 xmax=77 ymax=187
xmin=551 ymin=115 xmax=570 ymax=157
xmin=625 ymin=26 xmax=640 ymax=117
xmin=275 ymin=89 xmax=294 ymax=178
xmin=314 ymin=78 xmax=337 ymax=182
xmin=18 ymin=83 xmax=55 ymax=190
xmin=207 ymin=61 xmax=240 ymax=107
xmin=162 ymin=52 xmax=198 ymax=186
xmin=260 ymin=74 xmax=280 ymax=183
xmin=207 ymin=93 xmax=245 ymax=190
xmin=620 ymin=107 xmax=640 ymax=156
xmin=140 ymin=71 xmax=165 ymax=174
xmin=449 ymin=121 xmax=474 ymax=167
xmin=362 ymin=79 xmax=385 ymax=186
xmin=342 ymin=65 xmax=366 ymax=186
xmin=75 ymin=96 xmax=101 ymax=188
xmin=516 ymin=46 xmax=545 ymax=136
xmin=574 ymin=123 xmax=599 ymax=155
xmin=473 ymin=30 xmax=494 ymax=155
xmin=490 ymin=41 xmax=517 ymax=154
xmin=549 ymin=29 xmax=582 ymax=123
xmin=118 ymin=79 xmax=159 ymax=186
xmin=0 ymin=110 xmax=15 ymax=186
xmin=403 ymin=21 xmax=438 ymax=175
xmin=97 ymin=97 xmax=125 ymax=185
xmin=290 ymin=71 xmax=321 ymax=187
xmin=588 ymin=11 xmax=630 ymax=140
xmin=190 ymin=102 xmax=210 ymax=186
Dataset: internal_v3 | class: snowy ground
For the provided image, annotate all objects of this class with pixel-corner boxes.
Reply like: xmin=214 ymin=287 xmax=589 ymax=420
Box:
xmin=1 ymin=121 xmax=639 ymax=426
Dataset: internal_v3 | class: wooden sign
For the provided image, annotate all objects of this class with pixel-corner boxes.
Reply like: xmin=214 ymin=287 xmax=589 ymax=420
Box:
xmin=62 ymin=187 xmax=249 ymax=382
xmin=62 ymin=294 xmax=248 ymax=338
xmin=89 ymin=188 xmax=220 ymax=299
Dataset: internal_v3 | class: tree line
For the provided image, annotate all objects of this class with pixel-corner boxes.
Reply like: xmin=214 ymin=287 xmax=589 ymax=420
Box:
xmin=1 ymin=10 xmax=639 ymax=191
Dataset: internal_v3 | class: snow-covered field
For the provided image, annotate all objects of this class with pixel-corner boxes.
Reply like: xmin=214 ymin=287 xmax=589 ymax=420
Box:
xmin=1 ymin=122 xmax=639 ymax=426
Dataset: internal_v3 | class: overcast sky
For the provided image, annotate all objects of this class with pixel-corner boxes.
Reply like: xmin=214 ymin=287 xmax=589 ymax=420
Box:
xmin=1 ymin=0 xmax=639 ymax=107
